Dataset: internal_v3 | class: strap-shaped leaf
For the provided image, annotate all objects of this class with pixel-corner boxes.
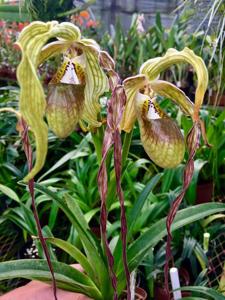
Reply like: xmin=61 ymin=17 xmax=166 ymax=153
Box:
xmin=116 ymin=202 xmax=225 ymax=294
xmin=46 ymin=237 xmax=96 ymax=282
xmin=34 ymin=183 xmax=112 ymax=299
xmin=140 ymin=47 xmax=208 ymax=120
xmin=0 ymin=259 xmax=102 ymax=299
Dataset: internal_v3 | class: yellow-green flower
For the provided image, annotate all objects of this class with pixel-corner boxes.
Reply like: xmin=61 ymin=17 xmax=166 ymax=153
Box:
xmin=120 ymin=48 xmax=208 ymax=168
xmin=15 ymin=21 xmax=113 ymax=181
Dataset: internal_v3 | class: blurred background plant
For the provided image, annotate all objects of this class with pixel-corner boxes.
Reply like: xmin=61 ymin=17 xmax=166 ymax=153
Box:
xmin=176 ymin=0 xmax=225 ymax=107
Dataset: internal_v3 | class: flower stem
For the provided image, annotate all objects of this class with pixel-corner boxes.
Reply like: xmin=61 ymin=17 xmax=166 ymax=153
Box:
xmin=21 ymin=120 xmax=58 ymax=300
xmin=122 ymin=130 xmax=133 ymax=167
xmin=92 ymin=127 xmax=104 ymax=165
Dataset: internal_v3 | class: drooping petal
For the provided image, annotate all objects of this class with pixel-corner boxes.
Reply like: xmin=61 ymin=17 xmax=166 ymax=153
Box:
xmin=120 ymin=75 xmax=147 ymax=132
xmin=150 ymin=80 xmax=194 ymax=116
xmin=140 ymin=47 xmax=208 ymax=120
xmin=16 ymin=21 xmax=81 ymax=181
xmin=136 ymin=93 xmax=185 ymax=168
xmin=78 ymin=42 xmax=110 ymax=127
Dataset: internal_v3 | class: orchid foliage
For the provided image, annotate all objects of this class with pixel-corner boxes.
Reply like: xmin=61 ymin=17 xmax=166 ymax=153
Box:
xmin=0 ymin=20 xmax=215 ymax=300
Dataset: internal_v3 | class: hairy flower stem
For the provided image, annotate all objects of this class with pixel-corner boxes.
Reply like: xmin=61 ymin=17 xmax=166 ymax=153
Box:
xmin=122 ymin=130 xmax=133 ymax=168
xmin=21 ymin=120 xmax=58 ymax=300
xmin=98 ymin=83 xmax=131 ymax=300
xmin=91 ymin=129 xmax=103 ymax=165
xmin=98 ymin=129 xmax=118 ymax=300
xmin=164 ymin=122 xmax=201 ymax=297
xmin=114 ymin=129 xmax=131 ymax=300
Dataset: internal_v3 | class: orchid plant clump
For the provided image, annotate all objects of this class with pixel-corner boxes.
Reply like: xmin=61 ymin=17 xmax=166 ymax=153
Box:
xmin=0 ymin=20 xmax=213 ymax=300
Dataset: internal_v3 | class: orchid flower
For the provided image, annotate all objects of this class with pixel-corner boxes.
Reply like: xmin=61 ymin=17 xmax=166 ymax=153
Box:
xmin=120 ymin=47 xmax=208 ymax=168
xmin=15 ymin=21 xmax=113 ymax=181
xmin=120 ymin=47 xmax=209 ymax=296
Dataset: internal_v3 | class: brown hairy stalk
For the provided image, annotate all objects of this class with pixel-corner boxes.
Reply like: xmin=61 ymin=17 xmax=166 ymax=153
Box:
xmin=21 ymin=119 xmax=58 ymax=300
xmin=97 ymin=66 xmax=131 ymax=299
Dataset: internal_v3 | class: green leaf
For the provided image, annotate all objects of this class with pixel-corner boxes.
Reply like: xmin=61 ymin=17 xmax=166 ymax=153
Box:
xmin=64 ymin=193 xmax=89 ymax=229
xmin=114 ymin=174 xmax=162 ymax=271
xmin=161 ymin=168 xmax=176 ymax=192
xmin=182 ymin=298 xmax=211 ymax=300
xmin=155 ymin=12 xmax=163 ymax=32
xmin=186 ymin=159 xmax=208 ymax=204
xmin=38 ymin=149 xmax=88 ymax=181
xmin=48 ymin=202 xmax=59 ymax=230
xmin=41 ymin=226 xmax=58 ymax=261
xmin=0 ymin=183 xmax=20 ymax=203
xmin=0 ymin=5 xmax=30 ymax=21
xmin=0 ymin=259 xmax=102 ymax=300
xmin=116 ymin=203 xmax=225 ymax=293
xmin=4 ymin=206 xmax=36 ymax=235
xmin=127 ymin=173 xmax=162 ymax=239
xmin=85 ymin=208 xmax=100 ymax=224
xmin=182 ymin=286 xmax=225 ymax=300
xmin=47 ymin=237 xmax=95 ymax=282
xmin=34 ymin=183 xmax=112 ymax=299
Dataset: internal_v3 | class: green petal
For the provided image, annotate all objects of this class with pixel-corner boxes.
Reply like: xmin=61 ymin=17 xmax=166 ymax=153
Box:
xmin=79 ymin=42 xmax=110 ymax=127
xmin=16 ymin=21 xmax=81 ymax=181
xmin=140 ymin=47 xmax=208 ymax=120
xmin=38 ymin=41 xmax=71 ymax=65
xmin=150 ymin=80 xmax=194 ymax=116
xmin=120 ymin=75 xmax=147 ymax=132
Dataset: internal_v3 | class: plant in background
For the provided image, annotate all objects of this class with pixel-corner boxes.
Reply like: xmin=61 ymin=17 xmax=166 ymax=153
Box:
xmin=0 ymin=0 xmax=96 ymax=22
xmin=0 ymin=21 xmax=25 ymax=81
xmin=177 ymin=0 xmax=225 ymax=105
